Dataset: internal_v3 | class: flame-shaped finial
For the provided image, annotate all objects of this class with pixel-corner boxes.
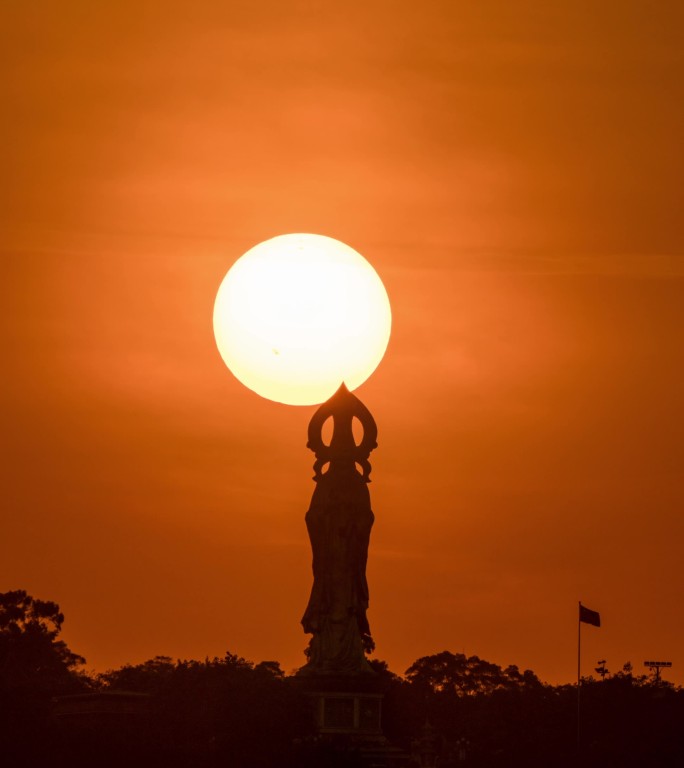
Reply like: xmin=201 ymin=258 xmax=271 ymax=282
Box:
xmin=306 ymin=383 xmax=378 ymax=482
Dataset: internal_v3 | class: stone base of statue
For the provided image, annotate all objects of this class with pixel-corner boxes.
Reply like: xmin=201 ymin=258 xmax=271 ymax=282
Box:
xmin=295 ymin=672 xmax=383 ymax=734
xmin=292 ymin=673 xmax=409 ymax=767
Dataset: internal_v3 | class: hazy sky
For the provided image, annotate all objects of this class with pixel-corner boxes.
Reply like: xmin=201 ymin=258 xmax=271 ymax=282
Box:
xmin=2 ymin=1 xmax=683 ymax=684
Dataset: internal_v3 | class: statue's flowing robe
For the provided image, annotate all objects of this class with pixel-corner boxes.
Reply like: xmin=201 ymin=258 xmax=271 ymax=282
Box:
xmin=301 ymin=465 xmax=374 ymax=674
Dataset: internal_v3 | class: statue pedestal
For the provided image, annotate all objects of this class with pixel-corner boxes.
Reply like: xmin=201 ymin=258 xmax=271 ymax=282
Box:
xmin=295 ymin=673 xmax=383 ymax=735
xmin=319 ymin=693 xmax=382 ymax=733
xmin=317 ymin=690 xmax=383 ymax=735
xmin=294 ymin=674 xmax=409 ymax=766
xmin=295 ymin=674 xmax=409 ymax=768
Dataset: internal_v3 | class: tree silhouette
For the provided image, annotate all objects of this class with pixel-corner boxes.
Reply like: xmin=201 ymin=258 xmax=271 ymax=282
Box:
xmin=405 ymin=650 xmax=542 ymax=696
xmin=594 ymin=660 xmax=609 ymax=680
xmin=1 ymin=590 xmax=89 ymax=766
xmin=0 ymin=589 xmax=87 ymax=694
xmin=98 ymin=652 xmax=314 ymax=767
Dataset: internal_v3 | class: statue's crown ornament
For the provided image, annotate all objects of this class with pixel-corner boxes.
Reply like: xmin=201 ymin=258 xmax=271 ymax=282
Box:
xmin=307 ymin=383 xmax=378 ymax=482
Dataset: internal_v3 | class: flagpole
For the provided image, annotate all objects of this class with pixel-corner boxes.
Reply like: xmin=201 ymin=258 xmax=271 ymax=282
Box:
xmin=577 ymin=601 xmax=581 ymax=758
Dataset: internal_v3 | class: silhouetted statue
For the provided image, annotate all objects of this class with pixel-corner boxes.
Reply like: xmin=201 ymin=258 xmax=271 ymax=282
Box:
xmin=299 ymin=383 xmax=377 ymax=675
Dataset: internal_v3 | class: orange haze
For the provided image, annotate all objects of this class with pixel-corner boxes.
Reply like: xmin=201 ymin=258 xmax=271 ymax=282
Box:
xmin=2 ymin=2 xmax=683 ymax=686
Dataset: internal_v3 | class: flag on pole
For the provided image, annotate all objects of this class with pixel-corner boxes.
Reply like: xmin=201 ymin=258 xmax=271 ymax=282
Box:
xmin=577 ymin=603 xmax=600 ymax=756
xmin=579 ymin=604 xmax=600 ymax=627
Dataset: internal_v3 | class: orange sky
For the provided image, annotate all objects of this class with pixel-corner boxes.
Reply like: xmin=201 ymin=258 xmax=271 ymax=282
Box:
xmin=2 ymin=2 xmax=683 ymax=685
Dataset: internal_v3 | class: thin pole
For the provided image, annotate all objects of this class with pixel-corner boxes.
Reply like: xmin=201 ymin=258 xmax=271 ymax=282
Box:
xmin=577 ymin=601 xmax=581 ymax=758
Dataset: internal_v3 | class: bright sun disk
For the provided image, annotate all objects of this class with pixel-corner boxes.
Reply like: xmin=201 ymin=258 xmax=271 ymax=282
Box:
xmin=213 ymin=233 xmax=392 ymax=405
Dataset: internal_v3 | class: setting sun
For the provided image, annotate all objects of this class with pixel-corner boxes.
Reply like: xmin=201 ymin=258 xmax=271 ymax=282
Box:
xmin=213 ymin=234 xmax=392 ymax=405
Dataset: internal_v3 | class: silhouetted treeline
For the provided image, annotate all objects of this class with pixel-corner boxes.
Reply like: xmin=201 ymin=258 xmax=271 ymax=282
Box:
xmin=2 ymin=590 xmax=683 ymax=767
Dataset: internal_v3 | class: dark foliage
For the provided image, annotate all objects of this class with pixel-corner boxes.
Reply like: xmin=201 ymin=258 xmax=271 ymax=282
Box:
xmin=387 ymin=651 xmax=684 ymax=767
xmin=94 ymin=653 xmax=316 ymax=767
xmin=3 ymin=592 xmax=684 ymax=767
xmin=0 ymin=589 xmax=87 ymax=686
xmin=0 ymin=590 xmax=90 ymax=766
